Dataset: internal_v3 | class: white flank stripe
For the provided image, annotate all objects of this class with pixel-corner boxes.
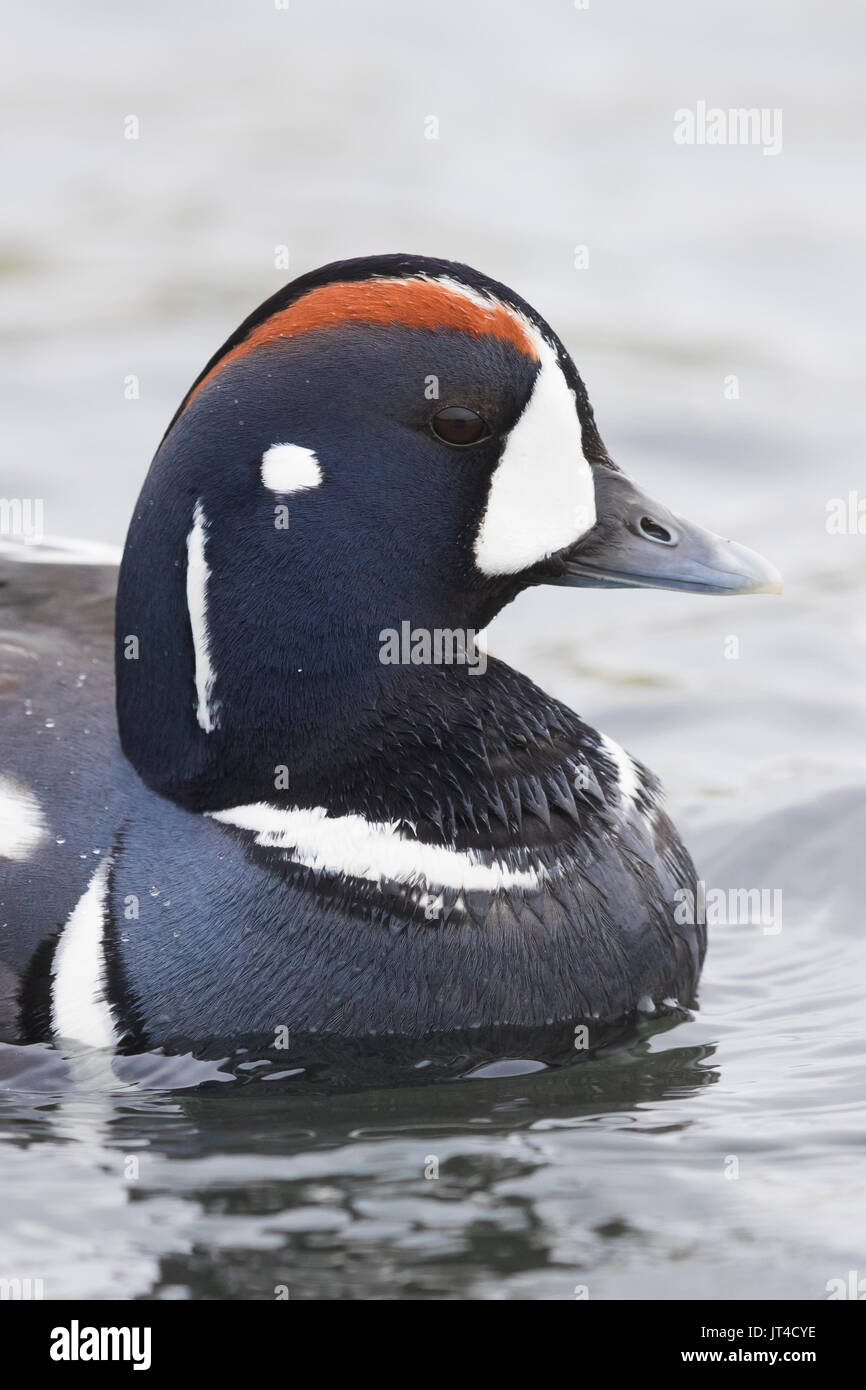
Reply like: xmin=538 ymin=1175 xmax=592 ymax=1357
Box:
xmin=208 ymin=803 xmax=543 ymax=893
xmin=0 ymin=777 xmax=47 ymax=860
xmin=474 ymin=334 xmax=596 ymax=576
xmin=600 ymin=734 xmax=641 ymax=806
xmin=186 ymin=499 xmax=219 ymax=732
xmin=51 ymin=859 xmax=118 ymax=1049
xmin=261 ymin=442 xmax=322 ymax=494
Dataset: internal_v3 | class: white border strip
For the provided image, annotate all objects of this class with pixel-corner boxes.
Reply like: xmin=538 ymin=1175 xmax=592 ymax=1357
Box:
xmin=186 ymin=499 xmax=219 ymax=732
xmin=51 ymin=858 xmax=118 ymax=1050
xmin=208 ymin=802 xmax=544 ymax=893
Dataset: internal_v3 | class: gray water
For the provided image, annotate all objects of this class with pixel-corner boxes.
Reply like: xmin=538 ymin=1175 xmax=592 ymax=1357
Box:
xmin=1 ymin=0 xmax=865 ymax=1300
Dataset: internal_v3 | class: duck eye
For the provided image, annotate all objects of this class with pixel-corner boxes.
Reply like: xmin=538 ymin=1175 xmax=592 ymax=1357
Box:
xmin=430 ymin=406 xmax=489 ymax=447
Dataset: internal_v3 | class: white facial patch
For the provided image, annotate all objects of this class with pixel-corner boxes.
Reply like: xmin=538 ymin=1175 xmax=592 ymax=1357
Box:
xmin=261 ymin=443 xmax=322 ymax=494
xmin=51 ymin=858 xmax=119 ymax=1050
xmin=0 ymin=777 xmax=47 ymax=860
xmin=474 ymin=335 xmax=596 ymax=576
xmin=208 ymin=803 xmax=545 ymax=894
xmin=186 ymin=500 xmax=219 ymax=733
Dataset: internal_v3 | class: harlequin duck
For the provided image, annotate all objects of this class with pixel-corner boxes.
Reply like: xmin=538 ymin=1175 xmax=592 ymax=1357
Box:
xmin=0 ymin=254 xmax=781 ymax=1053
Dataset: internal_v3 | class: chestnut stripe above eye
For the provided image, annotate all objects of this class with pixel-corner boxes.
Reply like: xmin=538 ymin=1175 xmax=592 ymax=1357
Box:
xmin=176 ymin=277 xmax=539 ymax=421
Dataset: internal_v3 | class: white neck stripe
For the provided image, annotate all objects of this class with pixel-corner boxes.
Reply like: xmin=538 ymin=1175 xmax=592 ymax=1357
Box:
xmin=207 ymin=803 xmax=545 ymax=894
xmin=186 ymin=499 xmax=219 ymax=733
xmin=51 ymin=858 xmax=119 ymax=1050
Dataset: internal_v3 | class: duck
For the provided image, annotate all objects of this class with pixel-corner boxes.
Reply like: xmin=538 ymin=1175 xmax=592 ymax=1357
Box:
xmin=0 ymin=253 xmax=781 ymax=1054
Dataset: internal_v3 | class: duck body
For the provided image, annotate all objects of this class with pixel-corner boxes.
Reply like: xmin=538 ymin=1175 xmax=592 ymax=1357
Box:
xmin=2 ymin=582 xmax=697 ymax=1046
xmin=1 ymin=254 xmax=780 ymax=1054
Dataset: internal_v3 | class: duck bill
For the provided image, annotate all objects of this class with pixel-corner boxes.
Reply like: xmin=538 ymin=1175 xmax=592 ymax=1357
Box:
xmin=555 ymin=469 xmax=782 ymax=596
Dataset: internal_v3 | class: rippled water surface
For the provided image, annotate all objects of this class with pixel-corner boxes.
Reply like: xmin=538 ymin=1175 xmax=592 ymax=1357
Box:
xmin=1 ymin=0 xmax=865 ymax=1299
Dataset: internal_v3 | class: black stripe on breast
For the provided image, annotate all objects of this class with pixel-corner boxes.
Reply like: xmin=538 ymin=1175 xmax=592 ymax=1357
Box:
xmin=101 ymin=849 xmax=150 ymax=1054
xmin=17 ymin=930 xmax=62 ymax=1044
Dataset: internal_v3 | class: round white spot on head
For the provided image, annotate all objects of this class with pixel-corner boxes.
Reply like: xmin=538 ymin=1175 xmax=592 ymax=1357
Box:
xmin=0 ymin=776 xmax=47 ymax=860
xmin=474 ymin=336 xmax=596 ymax=576
xmin=261 ymin=443 xmax=322 ymax=495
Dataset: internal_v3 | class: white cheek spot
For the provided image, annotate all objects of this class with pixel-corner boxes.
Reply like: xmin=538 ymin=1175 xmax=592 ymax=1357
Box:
xmin=261 ymin=443 xmax=322 ymax=494
xmin=600 ymin=733 xmax=640 ymax=807
xmin=51 ymin=858 xmax=118 ymax=1050
xmin=186 ymin=500 xmax=219 ymax=734
xmin=0 ymin=777 xmax=47 ymax=860
xmin=474 ymin=336 xmax=596 ymax=576
xmin=208 ymin=803 xmax=544 ymax=894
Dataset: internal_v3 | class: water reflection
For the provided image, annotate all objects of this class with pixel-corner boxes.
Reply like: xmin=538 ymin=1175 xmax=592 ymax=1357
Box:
xmin=0 ymin=1018 xmax=717 ymax=1299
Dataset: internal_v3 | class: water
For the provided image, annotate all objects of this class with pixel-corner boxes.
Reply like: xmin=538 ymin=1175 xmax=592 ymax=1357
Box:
xmin=1 ymin=0 xmax=865 ymax=1299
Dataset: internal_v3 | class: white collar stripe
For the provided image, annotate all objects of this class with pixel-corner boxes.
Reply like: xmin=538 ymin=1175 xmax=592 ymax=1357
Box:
xmin=208 ymin=803 xmax=545 ymax=894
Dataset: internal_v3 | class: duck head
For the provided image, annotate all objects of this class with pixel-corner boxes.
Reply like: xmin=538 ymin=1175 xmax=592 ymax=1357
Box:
xmin=116 ymin=253 xmax=781 ymax=809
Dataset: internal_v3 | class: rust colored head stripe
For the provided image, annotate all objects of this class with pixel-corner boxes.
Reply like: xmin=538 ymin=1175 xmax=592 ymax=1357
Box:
xmin=178 ymin=277 xmax=539 ymax=419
